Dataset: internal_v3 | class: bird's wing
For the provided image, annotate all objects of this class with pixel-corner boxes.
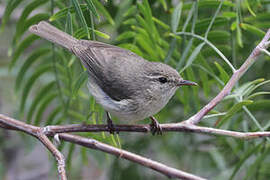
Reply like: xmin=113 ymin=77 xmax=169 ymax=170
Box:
xmin=72 ymin=40 xmax=145 ymax=102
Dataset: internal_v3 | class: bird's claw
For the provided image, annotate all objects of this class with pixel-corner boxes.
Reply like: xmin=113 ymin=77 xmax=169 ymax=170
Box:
xmin=106 ymin=112 xmax=117 ymax=134
xmin=150 ymin=116 xmax=162 ymax=135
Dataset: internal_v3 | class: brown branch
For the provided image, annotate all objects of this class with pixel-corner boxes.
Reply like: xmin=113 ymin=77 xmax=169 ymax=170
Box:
xmin=0 ymin=114 xmax=205 ymax=180
xmin=2 ymin=115 xmax=270 ymax=140
xmin=58 ymin=133 xmax=206 ymax=180
xmin=185 ymin=28 xmax=270 ymax=124
xmin=0 ymin=114 xmax=67 ymax=180
xmin=35 ymin=123 xmax=270 ymax=140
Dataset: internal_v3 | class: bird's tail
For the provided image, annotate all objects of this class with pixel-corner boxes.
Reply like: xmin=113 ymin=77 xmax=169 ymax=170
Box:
xmin=29 ymin=21 xmax=78 ymax=51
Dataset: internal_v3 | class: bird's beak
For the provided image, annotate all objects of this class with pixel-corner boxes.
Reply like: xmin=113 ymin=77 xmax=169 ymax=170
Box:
xmin=177 ymin=80 xmax=198 ymax=86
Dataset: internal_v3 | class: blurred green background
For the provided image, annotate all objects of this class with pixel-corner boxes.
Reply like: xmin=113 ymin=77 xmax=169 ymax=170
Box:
xmin=0 ymin=0 xmax=270 ymax=179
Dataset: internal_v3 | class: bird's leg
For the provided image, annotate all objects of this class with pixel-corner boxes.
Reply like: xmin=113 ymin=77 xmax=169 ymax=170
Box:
xmin=106 ymin=111 xmax=115 ymax=134
xmin=149 ymin=116 xmax=162 ymax=135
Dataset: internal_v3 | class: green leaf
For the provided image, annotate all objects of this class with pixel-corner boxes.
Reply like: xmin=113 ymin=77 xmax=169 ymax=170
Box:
xmin=71 ymin=0 xmax=90 ymax=39
xmin=9 ymin=35 xmax=39 ymax=70
xmin=68 ymin=110 xmax=86 ymax=122
xmin=85 ymin=0 xmax=100 ymax=20
xmin=207 ymin=30 xmax=230 ymax=43
xmin=116 ymin=31 xmax=136 ymax=41
xmin=15 ymin=0 xmax=48 ymax=42
xmin=247 ymin=100 xmax=270 ymax=111
xmin=66 ymin=143 xmax=75 ymax=170
xmin=14 ymin=13 xmax=50 ymax=43
xmin=135 ymin=34 xmax=158 ymax=60
xmin=152 ymin=17 xmax=170 ymax=30
xmin=49 ymin=4 xmax=88 ymax=21
xmin=245 ymin=79 xmax=270 ymax=97
xmin=171 ymin=2 xmax=183 ymax=33
xmin=158 ymin=0 xmax=167 ymax=11
xmin=123 ymin=6 xmax=136 ymax=17
xmin=65 ymin=11 xmax=73 ymax=35
xmin=27 ymin=81 xmax=56 ymax=123
xmin=74 ymin=27 xmax=110 ymax=39
xmin=180 ymin=42 xmax=205 ymax=73
xmin=186 ymin=68 xmax=200 ymax=109
xmin=236 ymin=23 xmax=243 ymax=47
xmin=123 ymin=18 xmax=137 ymax=25
xmin=46 ymin=106 xmax=62 ymax=125
xmin=92 ymin=0 xmax=115 ymax=25
xmin=164 ymin=38 xmax=177 ymax=63
xmin=118 ymin=43 xmax=143 ymax=57
xmin=229 ymin=143 xmax=262 ymax=180
xmin=248 ymin=92 xmax=270 ymax=99
xmin=241 ymin=23 xmax=265 ymax=38
xmin=244 ymin=12 xmax=270 ymax=23
xmin=193 ymin=64 xmax=224 ymax=86
xmin=16 ymin=47 xmax=51 ymax=91
xmin=177 ymin=38 xmax=194 ymax=70
xmin=138 ymin=1 xmax=160 ymax=42
xmin=199 ymin=69 xmax=210 ymax=97
xmin=20 ymin=64 xmax=53 ymax=113
xmin=34 ymin=92 xmax=58 ymax=125
xmin=72 ymin=71 xmax=88 ymax=98
xmin=214 ymin=61 xmax=230 ymax=83
xmin=244 ymin=147 xmax=270 ymax=180
xmin=217 ymin=100 xmax=254 ymax=128
xmin=222 ymin=11 xmax=237 ymax=18
xmin=1 ymin=0 xmax=22 ymax=32
xmin=244 ymin=0 xmax=256 ymax=17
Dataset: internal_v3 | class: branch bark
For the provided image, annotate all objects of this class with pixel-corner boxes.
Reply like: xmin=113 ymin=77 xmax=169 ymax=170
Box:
xmin=37 ymin=123 xmax=270 ymax=140
xmin=59 ymin=133 xmax=205 ymax=180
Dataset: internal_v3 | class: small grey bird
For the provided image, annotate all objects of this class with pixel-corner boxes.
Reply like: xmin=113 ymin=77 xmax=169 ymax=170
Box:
xmin=29 ymin=21 xmax=197 ymax=135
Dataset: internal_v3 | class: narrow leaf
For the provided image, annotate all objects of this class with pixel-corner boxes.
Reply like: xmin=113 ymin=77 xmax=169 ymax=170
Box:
xmin=34 ymin=92 xmax=58 ymax=125
xmin=217 ymin=100 xmax=254 ymax=128
xmin=72 ymin=71 xmax=88 ymax=98
xmin=92 ymin=0 xmax=115 ymax=25
xmin=85 ymin=0 xmax=100 ymax=20
xmin=10 ymin=35 xmax=39 ymax=70
xmin=171 ymin=2 xmax=183 ymax=33
xmin=16 ymin=48 xmax=51 ymax=91
xmin=71 ymin=0 xmax=90 ymax=39
xmin=20 ymin=64 xmax=53 ymax=113
xmin=27 ymin=81 xmax=56 ymax=123
xmin=180 ymin=42 xmax=205 ymax=73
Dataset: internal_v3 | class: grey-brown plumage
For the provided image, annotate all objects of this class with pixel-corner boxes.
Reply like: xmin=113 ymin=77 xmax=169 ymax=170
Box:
xmin=29 ymin=21 xmax=197 ymax=133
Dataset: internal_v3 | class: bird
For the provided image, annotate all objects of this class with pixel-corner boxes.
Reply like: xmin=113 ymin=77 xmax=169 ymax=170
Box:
xmin=29 ymin=21 xmax=197 ymax=135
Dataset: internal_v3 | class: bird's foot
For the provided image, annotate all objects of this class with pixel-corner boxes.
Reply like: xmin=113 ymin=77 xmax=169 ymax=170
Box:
xmin=150 ymin=116 xmax=162 ymax=135
xmin=106 ymin=112 xmax=117 ymax=134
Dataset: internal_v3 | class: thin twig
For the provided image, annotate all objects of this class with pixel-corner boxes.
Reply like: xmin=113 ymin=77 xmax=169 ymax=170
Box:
xmin=37 ymin=123 xmax=270 ymax=140
xmin=2 ymin=117 xmax=270 ymax=140
xmin=185 ymin=28 xmax=270 ymax=125
xmin=58 ymin=133 xmax=206 ymax=180
xmin=0 ymin=114 xmax=67 ymax=180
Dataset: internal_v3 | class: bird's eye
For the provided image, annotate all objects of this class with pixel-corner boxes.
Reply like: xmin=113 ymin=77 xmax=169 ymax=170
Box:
xmin=158 ymin=77 xmax=168 ymax=83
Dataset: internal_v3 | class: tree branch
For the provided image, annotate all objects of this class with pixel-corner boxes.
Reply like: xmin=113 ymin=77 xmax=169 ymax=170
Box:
xmin=185 ymin=28 xmax=270 ymax=124
xmin=0 ymin=114 xmax=67 ymax=180
xmin=29 ymin=122 xmax=270 ymax=140
xmin=58 ymin=133 xmax=205 ymax=180
xmin=0 ymin=114 xmax=205 ymax=180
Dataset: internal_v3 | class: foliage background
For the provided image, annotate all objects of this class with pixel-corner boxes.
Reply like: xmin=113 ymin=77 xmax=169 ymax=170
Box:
xmin=0 ymin=0 xmax=270 ymax=179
